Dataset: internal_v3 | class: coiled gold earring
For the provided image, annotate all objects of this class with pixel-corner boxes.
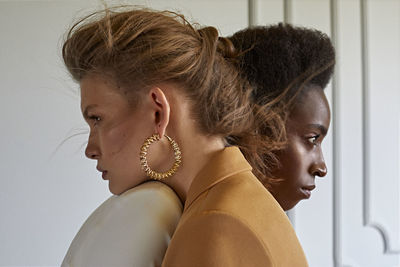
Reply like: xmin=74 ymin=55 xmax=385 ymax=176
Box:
xmin=140 ymin=134 xmax=182 ymax=180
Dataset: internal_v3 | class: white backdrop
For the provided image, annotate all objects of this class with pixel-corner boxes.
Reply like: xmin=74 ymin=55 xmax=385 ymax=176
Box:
xmin=0 ymin=0 xmax=399 ymax=266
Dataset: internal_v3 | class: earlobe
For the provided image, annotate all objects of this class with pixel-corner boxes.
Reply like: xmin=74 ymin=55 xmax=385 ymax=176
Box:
xmin=150 ymin=87 xmax=170 ymax=137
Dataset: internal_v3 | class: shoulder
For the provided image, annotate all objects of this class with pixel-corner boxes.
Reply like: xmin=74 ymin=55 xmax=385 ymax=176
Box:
xmin=85 ymin=181 xmax=182 ymax=234
xmin=163 ymin=210 xmax=274 ymax=267
xmin=201 ymin=171 xmax=283 ymax=222
xmin=121 ymin=181 xmax=183 ymax=219
xmin=164 ymin=172 xmax=308 ymax=267
xmin=62 ymin=182 xmax=182 ymax=267
xmin=204 ymin=173 xmax=308 ymax=265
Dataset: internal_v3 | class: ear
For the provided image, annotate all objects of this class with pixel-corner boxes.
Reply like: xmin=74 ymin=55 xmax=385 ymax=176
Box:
xmin=149 ymin=87 xmax=170 ymax=138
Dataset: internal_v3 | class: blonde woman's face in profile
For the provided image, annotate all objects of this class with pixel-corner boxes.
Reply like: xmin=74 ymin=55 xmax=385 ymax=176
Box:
xmin=80 ymin=74 xmax=154 ymax=195
xmin=269 ymin=86 xmax=331 ymax=211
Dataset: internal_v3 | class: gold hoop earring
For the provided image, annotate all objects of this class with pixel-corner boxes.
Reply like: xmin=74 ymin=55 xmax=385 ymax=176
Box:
xmin=140 ymin=134 xmax=182 ymax=180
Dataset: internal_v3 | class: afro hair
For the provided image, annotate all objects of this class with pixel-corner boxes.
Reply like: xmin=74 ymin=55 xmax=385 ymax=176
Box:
xmin=229 ymin=23 xmax=335 ymax=105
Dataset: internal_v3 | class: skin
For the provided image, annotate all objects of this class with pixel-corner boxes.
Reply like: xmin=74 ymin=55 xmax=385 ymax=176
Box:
xmin=81 ymin=75 xmax=156 ymax=195
xmin=268 ymin=85 xmax=331 ymax=211
xmin=80 ymin=73 xmax=225 ymax=200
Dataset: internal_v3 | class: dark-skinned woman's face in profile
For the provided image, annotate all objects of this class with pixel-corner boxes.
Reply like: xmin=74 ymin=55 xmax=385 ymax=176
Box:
xmin=269 ymin=85 xmax=331 ymax=211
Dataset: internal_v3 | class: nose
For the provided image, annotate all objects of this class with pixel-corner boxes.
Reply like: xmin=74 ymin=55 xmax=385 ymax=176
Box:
xmin=311 ymin=163 xmax=327 ymax=177
xmin=310 ymin=154 xmax=327 ymax=178
xmin=85 ymin=133 xmax=100 ymax=160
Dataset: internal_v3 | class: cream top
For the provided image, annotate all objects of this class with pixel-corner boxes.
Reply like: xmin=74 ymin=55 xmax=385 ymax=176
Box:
xmin=62 ymin=181 xmax=182 ymax=267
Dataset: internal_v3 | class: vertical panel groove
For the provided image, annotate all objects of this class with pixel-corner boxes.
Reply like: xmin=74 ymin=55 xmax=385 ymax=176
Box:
xmin=248 ymin=0 xmax=256 ymax=26
xmin=283 ymin=0 xmax=291 ymax=24
xmin=330 ymin=0 xmax=344 ymax=266
xmin=360 ymin=0 xmax=370 ymax=230
xmin=330 ymin=1 xmax=354 ymax=266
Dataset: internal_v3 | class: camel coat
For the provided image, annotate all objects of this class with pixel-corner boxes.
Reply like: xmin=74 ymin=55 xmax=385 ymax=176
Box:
xmin=162 ymin=146 xmax=308 ymax=267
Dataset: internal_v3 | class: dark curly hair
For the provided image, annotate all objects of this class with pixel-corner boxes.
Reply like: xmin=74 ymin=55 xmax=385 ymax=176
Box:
xmin=229 ymin=23 xmax=335 ymax=187
xmin=230 ymin=23 xmax=335 ymax=106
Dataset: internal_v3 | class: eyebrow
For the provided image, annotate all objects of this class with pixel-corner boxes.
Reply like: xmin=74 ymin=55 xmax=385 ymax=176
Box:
xmin=307 ymin=123 xmax=328 ymax=135
xmin=82 ymin=104 xmax=98 ymax=120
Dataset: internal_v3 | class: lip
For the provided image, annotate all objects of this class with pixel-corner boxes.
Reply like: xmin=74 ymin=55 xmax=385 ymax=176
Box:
xmin=96 ymin=166 xmax=108 ymax=180
xmin=101 ymin=171 xmax=108 ymax=180
xmin=300 ymin=185 xmax=316 ymax=199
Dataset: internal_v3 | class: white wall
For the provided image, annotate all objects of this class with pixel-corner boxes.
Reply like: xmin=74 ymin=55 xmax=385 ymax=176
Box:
xmin=0 ymin=0 xmax=398 ymax=266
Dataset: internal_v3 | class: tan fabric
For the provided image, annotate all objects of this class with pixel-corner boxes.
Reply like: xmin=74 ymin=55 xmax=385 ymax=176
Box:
xmin=162 ymin=147 xmax=308 ymax=267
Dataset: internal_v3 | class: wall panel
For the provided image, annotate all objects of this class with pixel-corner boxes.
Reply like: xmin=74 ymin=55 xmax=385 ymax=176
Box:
xmin=366 ymin=0 xmax=400 ymax=255
xmin=332 ymin=0 xmax=399 ymax=266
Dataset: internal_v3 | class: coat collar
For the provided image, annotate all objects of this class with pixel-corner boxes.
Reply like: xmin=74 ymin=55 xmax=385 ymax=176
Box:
xmin=184 ymin=146 xmax=252 ymax=211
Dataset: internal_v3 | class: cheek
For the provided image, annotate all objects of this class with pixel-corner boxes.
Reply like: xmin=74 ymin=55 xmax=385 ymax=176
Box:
xmin=104 ymin=124 xmax=137 ymax=158
xmin=278 ymin=147 xmax=299 ymax=170
xmin=274 ymin=141 xmax=307 ymax=181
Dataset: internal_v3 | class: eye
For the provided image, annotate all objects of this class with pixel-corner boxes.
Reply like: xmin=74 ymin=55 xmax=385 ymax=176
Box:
xmin=88 ymin=115 xmax=101 ymax=124
xmin=92 ymin=116 xmax=101 ymax=121
xmin=307 ymin=135 xmax=320 ymax=145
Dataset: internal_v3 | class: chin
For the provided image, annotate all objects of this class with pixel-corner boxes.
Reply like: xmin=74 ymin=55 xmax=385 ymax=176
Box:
xmin=281 ymin=199 xmax=301 ymax=211
xmin=283 ymin=204 xmax=294 ymax=211
xmin=108 ymin=183 xmax=123 ymax=196
xmin=271 ymin=191 xmax=301 ymax=211
xmin=110 ymin=182 xmax=139 ymax=195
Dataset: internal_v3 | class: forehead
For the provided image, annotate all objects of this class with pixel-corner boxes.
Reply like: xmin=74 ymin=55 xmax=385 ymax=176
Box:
xmin=80 ymin=74 xmax=127 ymax=110
xmin=80 ymin=74 xmax=119 ymax=98
xmin=288 ymin=86 xmax=331 ymax=127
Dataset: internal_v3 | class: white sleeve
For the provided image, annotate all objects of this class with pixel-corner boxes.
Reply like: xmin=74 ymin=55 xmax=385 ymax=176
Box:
xmin=61 ymin=181 xmax=182 ymax=267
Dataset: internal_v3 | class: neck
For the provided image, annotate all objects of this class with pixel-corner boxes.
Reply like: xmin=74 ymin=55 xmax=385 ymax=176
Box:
xmin=163 ymin=133 xmax=225 ymax=204
xmin=155 ymin=85 xmax=226 ymax=203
